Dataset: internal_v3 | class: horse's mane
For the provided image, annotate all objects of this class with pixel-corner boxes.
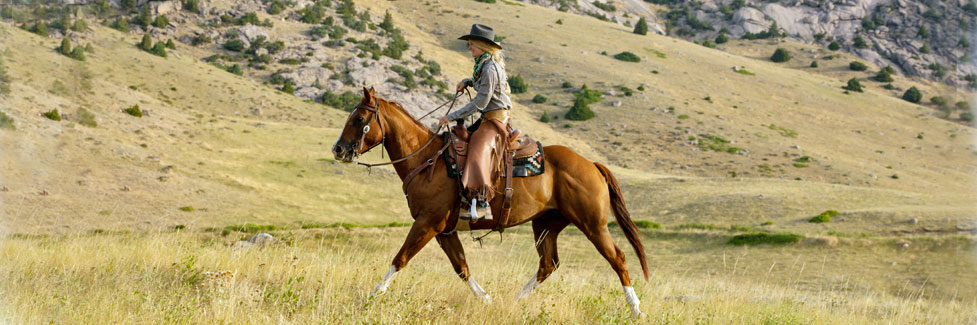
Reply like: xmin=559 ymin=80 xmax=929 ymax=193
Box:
xmin=375 ymin=96 xmax=431 ymax=133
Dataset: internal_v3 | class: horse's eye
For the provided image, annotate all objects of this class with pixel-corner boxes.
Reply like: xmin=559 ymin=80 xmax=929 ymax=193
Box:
xmin=355 ymin=116 xmax=365 ymax=124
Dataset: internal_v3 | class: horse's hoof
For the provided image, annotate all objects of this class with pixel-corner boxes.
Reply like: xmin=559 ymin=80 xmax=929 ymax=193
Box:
xmin=480 ymin=294 xmax=493 ymax=304
xmin=631 ymin=310 xmax=647 ymax=318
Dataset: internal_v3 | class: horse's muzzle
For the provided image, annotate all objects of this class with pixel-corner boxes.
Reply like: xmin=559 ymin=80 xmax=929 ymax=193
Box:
xmin=332 ymin=141 xmax=357 ymax=163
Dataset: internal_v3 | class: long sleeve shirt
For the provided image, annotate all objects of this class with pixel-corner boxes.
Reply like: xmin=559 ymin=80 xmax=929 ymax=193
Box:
xmin=445 ymin=58 xmax=512 ymax=121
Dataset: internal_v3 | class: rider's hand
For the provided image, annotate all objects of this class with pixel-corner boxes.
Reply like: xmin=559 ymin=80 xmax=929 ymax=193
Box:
xmin=455 ymin=80 xmax=467 ymax=93
xmin=438 ymin=116 xmax=450 ymax=130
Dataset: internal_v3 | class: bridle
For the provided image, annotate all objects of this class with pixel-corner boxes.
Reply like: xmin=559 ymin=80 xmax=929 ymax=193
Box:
xmin=345 ymin=92 xmax=465 ymax=170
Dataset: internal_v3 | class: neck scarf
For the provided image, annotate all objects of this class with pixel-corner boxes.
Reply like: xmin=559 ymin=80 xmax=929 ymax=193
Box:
xmin=472 ymin=52 xmax=491 ymax=83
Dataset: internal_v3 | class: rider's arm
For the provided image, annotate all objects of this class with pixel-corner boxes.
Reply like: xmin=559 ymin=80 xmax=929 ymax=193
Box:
xmin=445 ymin=66 xmax=497 ymax=121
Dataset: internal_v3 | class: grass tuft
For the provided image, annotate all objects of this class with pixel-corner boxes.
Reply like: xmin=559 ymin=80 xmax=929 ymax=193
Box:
xmin=809 ymin=210 xmax=837 ymax=223
xmin=728 ymin=232 xmax=803 ymax=245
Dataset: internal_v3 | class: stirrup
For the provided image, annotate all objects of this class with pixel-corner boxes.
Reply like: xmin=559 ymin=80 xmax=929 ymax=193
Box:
xmin=460 ymin=198 xmax=493 ymax=221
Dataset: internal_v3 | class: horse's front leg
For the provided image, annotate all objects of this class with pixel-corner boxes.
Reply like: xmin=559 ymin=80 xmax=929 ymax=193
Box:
xmin=436 ymin=232 xmax=491 ymax=303
xmin=369 ymin=216 xmax=444 ymax=298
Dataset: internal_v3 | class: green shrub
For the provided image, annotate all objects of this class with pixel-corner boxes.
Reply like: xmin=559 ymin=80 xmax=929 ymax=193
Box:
xmin=734 ymin=68 xmax=755 ymax=76
xmin=849 ymin=61 xmax=868 ymax=71
xmin=150 ymin=42 xmax=167 ymax=57
xmin=76 ymin=107 xmax=97 ymax=127
xmin=71 ymin=19 xmax=88 ymax=32
xmin=565 ymin=97 xmax=595 ymax=121
xmin=267 ymin=0 xmax=284 ymax=14
xmin=843 ymin=78 xmax=863 ymax=92
xmin=322 ymin=90 xmax=360 ymax=111
xmin=809 ymin=210 xmax=837 ymax=223
xmin=874 ymin=70 xmax=894 ymax=82
xmin=191 ymin=34 xmax=211 ymax=46
xmin=828 ymin=41 xmax=840 ymax=51
xmin=961 ymin=112 xmax=974 ymax=122
xmin=852 ymin=35 xmax=867 ymax=49
xmin=278 ymin=58 xmax=301 ymax=65
xmin=561 ymin=81 xmax=572 ymax=88
xmin=111 ymin=18 xmax=130 ymax=32
xmin=728 ymin=232 xmax=803 ymax=245
xmin=608 ymin=220 xmax=660 ymax=229
xmin=613 ymin=51 xmax=640 ymax=62
xmin=153 ymin=14 xmax=169 ymax=28
xmin=810 ymin=60 xmax=818 ymax=68
xmin=222 ymin=223 xmax=277 ymax=234
xmin=920 ymin=44 xmax=930 ymax=54
xmin=539 ymin=111 xmax=551 ymax=122
xmin=532 ymin=94 xmax=547 ymax=103
xmin=508 ymin=74 xmax=528 ymax=93
xmin=124 ymin=105 xmax=142 ymax=117
xmin=956 ymin=101 xmax=971 ymax=110
xmin=31 ymin=22 xmax=49 ymax=37
xmin=0 ymin=111 xmax=15 ymax=130
xmin=282 ymin=82 xmax=294 ymax=94
xmin=225 ymin=64 xmax=243 ymax=75
xmin=902 ymin=86 xmax=922 ymax=103
xmin=770 ymin=48 xmax=790 ymax=62
xmin=179 ymin=206 xmax=194 ymax=212
xmin=42 ymin=109 xmax=61 ymax=121
xmin=715 ymin=33 xmax=728 ymax=44
xmin=633 ymin=17 xmax=648 ymax=35
xmin=883 ymin=83 xmax=895 ymax=90
xmin=223 ymin=39 xmax=245 ymax=52
xmin=139 ymin=34 xmax=153 ymax=51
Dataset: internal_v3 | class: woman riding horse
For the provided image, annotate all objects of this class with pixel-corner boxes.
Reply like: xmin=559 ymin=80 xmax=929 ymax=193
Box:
xmin=438 ymin=24 xmax=513 ymax=221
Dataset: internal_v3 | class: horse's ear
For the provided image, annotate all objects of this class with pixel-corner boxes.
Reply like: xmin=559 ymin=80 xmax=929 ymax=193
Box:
xmin=368 ymin=86 xmax=376 ymax=95
xmin=362 ymin=86 xmax=371 ymax=98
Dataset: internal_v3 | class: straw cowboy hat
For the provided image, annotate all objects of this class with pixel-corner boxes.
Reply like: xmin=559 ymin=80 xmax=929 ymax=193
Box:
xmin=458 ymin=24 xmax=502 ymax=49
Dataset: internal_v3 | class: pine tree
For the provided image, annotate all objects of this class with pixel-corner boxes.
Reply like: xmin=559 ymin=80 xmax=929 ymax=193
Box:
xmin=379 ymin=11 xmax=395 ymax=32
xmin=633 ymin=17 xmax=648 ymax=35
xmin=59 ymin=38 xmax=72 ymax=55
xmin=153 ymin=15 xmax=169 ymax=28
xmin=282 ymin=82 xmax=294 ymax=94
xmin=150 ymin=42 xmax=168 ymax=57
xmin=140 ymin=34 xmax=153 ymax=51
xmin=165 ymin=39 xmax=176 ymax=49
xmin=902 ymin=86 xmax=922 ymax=103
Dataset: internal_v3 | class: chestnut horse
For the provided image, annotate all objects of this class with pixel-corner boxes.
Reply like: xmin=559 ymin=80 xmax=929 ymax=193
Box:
xmin=331 ymin=87 xmax=649 ymax=317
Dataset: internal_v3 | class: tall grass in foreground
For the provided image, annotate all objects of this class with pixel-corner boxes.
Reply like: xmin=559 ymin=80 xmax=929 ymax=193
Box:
xmin=0 ymin=229 xmax=973 ymax=323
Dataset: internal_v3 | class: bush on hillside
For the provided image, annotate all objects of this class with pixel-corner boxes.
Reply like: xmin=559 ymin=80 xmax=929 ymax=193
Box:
xmin=728 ymin=232 xmax=803 ymax=245
xmin=843 ymin=78 xmax=863 ymax=92
xmin=153 ymin=14 xmax=169 ymax=28
xmin=565 ymin=97 xmax=595 ymax=121
xmin=961 ymin=112 xmax=974 ymax=122
xmin=902 ymin=86 xmax=922 ymax=103
xmin=809 ymin=210 xmax=837 ymax=223
xmin=828 ymin=41 xmax=840 ymax=51
xmin=42 ymin=109 xmax=61 ymax=121
xmin=539 ymin=111 xmax=551 ymax=122
xmin=532 ymin=94 xmax=547 ymax=103
xmin=124 ymin=105 xmax=142 ymax=117
xmin=715 ymin=33 xmax=728 ymax=44
xmin=810 ymin=60 xmax=818 ymax=68
xmin=267 ymin=0 xmax=284 ymax=14
xmin=770 ymin=48 xmax=790 ymax=62
xmin=322 ymin=90 xmax=360 ymax=111
xmin=613 ymin=51 xmax=641 ymax=62
xmin=874 ymin=70 xmax=894 ymax=82
xmin=849 ymin=61 xmax=868 ymax=71
xmin=0 ymin=111 xmax=14 ymax=130
xmin=111 ymin=18 xmax=130 ymax=32
xmin=508 ymin=74 xmax=528 ymax=94
xmin=930 ymin=96 xmax=948 ymax=108
xmin=150 ymin=42 xmax=168 ymax=57
xmin=223 ymin=39 xmax=245 ymax=52
xmin=561 ymin=81 xmax=573 ymax=88
xmin=633 ymin=17 xmax=648 ymax=35
xmin=76 ymin=107 xmax=97 ymax=127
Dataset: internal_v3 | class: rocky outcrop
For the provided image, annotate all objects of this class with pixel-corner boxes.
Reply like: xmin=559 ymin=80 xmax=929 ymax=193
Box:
xmin=526 ymin=0 xmax=976 ymax=87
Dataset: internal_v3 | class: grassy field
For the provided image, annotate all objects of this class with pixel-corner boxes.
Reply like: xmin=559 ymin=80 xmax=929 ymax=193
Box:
xmin=0 ymin=0 xmax=976 ymax=322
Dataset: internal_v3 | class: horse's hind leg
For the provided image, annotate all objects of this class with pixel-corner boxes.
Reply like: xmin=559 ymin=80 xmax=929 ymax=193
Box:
xmin=581 ymin=224 xmax=645 ymax=318
xmin=436 ymin=232 xmax=491 ymax=302
xmin=517 ymin=211 xmax=569 ymax=299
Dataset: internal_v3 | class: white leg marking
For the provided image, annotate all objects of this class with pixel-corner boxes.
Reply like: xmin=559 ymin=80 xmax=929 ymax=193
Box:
xmin=370 ymin=265 xmax=397 ymax=297
xmin=516 ymin=275 xmax=540 ymax=299
xmin=466 ymin=276 xmax=492 ymax=303
xmin=623 ymin=286 xmax=645 ymax=318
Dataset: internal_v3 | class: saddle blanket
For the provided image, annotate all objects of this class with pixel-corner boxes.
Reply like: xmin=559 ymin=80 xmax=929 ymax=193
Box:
xmin=445 ymin=141 xmax=545 ymax=178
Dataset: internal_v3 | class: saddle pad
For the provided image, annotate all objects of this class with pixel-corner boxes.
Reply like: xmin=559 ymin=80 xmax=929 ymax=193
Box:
xmin=445 ymin=141 xmax=545 ymax=178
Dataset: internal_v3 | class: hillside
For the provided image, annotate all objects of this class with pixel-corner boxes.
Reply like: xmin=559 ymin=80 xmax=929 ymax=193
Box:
xmin=0 ymin=0 xmax=975 ymax=322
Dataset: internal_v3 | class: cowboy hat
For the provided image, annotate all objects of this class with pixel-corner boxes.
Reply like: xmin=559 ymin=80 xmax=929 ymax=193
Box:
xmin=458 ymin=24 xmax=502 ymax=49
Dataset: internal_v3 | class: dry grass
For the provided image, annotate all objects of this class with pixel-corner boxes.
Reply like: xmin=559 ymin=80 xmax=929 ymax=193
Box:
xmin=2 ymin=229 xmax=974 ymax=324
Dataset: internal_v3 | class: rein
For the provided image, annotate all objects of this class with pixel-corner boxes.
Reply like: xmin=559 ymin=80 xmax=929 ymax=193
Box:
xmin=352 ymin=92 xmax=465 ymax=171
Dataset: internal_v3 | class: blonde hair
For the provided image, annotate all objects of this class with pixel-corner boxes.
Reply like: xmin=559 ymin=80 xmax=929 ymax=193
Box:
xmin=470 ymin=39 xmax=510 ymax=93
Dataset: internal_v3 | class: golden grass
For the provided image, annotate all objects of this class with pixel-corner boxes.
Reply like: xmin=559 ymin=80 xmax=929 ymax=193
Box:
xmin=1 ymin=229 xmax=974 ymax=323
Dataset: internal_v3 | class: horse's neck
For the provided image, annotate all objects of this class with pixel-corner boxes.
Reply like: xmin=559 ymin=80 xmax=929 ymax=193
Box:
xmin=379 ymin=102 xmax=440 ymax=180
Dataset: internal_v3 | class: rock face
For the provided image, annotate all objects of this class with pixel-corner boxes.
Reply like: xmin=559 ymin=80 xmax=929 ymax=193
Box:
xmin=523 ymin=0 xmax=977 ymax=86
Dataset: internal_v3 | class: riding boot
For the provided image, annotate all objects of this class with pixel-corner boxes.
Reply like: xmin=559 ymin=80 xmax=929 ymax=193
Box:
xmin=459 ymin=120 xmax=500 ymax=220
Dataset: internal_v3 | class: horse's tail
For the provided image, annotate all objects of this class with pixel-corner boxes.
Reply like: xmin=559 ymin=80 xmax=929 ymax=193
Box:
xmin=594 ymin=162 xmax=649 ymax=281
